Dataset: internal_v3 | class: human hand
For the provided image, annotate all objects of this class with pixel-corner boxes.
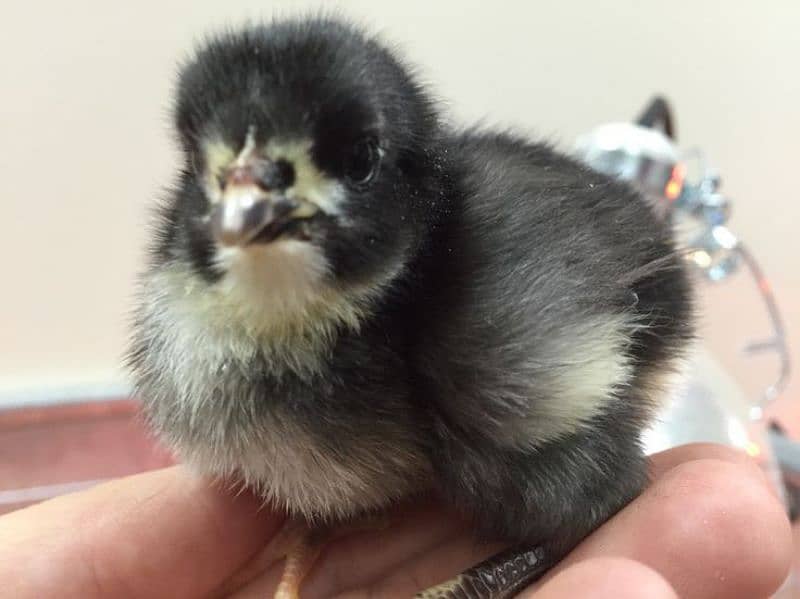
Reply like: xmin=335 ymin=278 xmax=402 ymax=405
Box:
xmin=0 ymin=443 xmax=791 ymax=598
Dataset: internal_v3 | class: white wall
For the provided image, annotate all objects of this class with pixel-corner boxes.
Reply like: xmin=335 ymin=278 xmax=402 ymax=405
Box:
xmin=1 ymin=1 xmax=798 ymax=411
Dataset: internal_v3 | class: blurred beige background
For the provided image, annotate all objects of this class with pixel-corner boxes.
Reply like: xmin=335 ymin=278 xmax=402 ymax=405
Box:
xmin=1 ymin=1 xmax=798 ymax=417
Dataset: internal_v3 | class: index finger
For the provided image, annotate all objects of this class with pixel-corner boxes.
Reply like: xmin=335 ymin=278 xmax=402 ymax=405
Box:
xmin=0 ymin=466 xmax=281 ymax=599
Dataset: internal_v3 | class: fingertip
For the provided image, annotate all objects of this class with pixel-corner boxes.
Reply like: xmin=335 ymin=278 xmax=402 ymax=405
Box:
xmin=523 ymin=557 xmax=676 ymax=599
xmin=649 ymin=458 xmax=793 ymax=598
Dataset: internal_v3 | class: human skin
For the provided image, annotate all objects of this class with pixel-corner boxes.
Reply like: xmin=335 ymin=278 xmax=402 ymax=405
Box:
xmin=0 ymin=443 xmax=791 ymax=599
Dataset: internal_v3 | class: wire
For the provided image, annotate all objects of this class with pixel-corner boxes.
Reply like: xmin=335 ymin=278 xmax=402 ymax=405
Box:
xmin=736 ymin=242 xmax=792 ymax=405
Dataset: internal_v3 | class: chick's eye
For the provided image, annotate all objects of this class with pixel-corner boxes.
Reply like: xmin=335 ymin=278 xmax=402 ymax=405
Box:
xmin=345 ymin=138 xmax=380 ymax=186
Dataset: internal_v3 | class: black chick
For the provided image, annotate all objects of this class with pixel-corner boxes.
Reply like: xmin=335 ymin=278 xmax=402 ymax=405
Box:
xmin=128 ymin=16 xmax=693 ymax=599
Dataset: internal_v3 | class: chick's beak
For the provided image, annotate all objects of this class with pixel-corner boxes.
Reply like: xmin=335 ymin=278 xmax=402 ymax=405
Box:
xmin=209 ymin=159 xmax=317 ymax=247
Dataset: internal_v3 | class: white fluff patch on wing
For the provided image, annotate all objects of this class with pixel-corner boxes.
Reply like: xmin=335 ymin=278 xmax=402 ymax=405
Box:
xmin=498 ymin=314 xmax=642 ymax=449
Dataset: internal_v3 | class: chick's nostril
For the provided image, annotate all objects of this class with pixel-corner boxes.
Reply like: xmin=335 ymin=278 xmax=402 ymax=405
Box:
xmin=253 ymin=159 xmax=295 ymax=191
xmin=224 ymin=159 xmax=295 ymax=192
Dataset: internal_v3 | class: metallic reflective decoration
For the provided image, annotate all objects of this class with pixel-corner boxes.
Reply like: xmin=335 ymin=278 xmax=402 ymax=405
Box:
xmin=574 ymin=100 xmax=796 ymax=595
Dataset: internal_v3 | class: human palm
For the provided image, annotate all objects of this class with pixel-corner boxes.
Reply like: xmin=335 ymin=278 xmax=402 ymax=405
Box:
xmin=0 ymin=444 xmax=790 ymax=599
